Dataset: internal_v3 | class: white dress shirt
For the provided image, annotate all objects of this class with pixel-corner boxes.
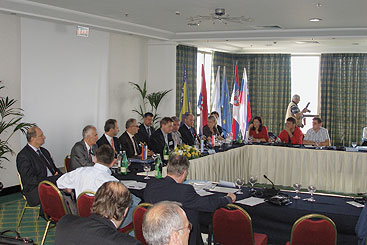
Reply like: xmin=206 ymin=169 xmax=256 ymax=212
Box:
xmin=105 ymin=133 xmax=113 ymax=146
xmin=28 ymin=143 xmax=52 ymax=177
xmin=56 ymin=163 xmax=118 ymax=197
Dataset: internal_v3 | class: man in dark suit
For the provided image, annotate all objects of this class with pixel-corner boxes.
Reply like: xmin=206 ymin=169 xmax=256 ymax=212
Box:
xmin=96 ymin=119 xmax=121 ymax=154
xmin=16 ymin=126 xmax=62 ymax=206
xmin=136 ymin=112 xmax=155 ymax=144
xmin=144 ymin=154 xmax=236 ymax=245
xmin=148 ymin=117 xmax=174 ymax=159
xmin=179 ymin=113 xmax=200 ymax=146
xmin=55 ymin=181 xmax=141 ymax=245
xmin=119 ymin=118 xmax=142 ymax=158
xmin=70 ymin=125 xmax=98 ymax=171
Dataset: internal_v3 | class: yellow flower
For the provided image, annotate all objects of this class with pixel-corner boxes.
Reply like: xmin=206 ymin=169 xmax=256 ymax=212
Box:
xmin=187 ymin=153 xmax=192 ymax=158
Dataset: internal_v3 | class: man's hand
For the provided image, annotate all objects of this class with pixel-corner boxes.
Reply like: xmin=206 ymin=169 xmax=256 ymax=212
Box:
xmin=54 ymin=171 xmax=59 ymax=176
xmin=64 ymin=188 xmax=73 ymax=193
xmin=302 ymin=108 xmax=308 ymax=113
xmin=147 ymin=150 xmax=154 ymax=157
xmin=111 ymin=158 xmax=118 ymax=165
xmin=227 ymin=193 xmax=236 ymax=203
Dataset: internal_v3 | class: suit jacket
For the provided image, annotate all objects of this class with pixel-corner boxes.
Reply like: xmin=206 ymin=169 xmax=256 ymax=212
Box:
xmin=136 ymin=124 xmax=155 ymax=144
xmin=70 ymin=140 xmax=97 ymax=171
xmin=96 ymin=134 xmax=121 ymax=153
xmin=148 ymin=129 xmax=174 ymax=158
xmin=144 ymin=176 xmax=231 ymax=245
xmin=118 ymin=131 xmax=141 ymax=158
xmin=16 ymin=144 xmax=61 ymax=206
xmin=179 ymin=124 xmax=199 ymax=146
xmin=55 ymin=214 xmax=141 ymax=245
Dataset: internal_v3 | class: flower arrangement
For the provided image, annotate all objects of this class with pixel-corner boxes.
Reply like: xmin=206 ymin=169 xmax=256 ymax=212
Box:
xmin=172 ymin=144 xmax=201 ymax=160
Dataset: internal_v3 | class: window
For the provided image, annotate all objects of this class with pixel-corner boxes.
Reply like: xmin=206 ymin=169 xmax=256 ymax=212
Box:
xmin=291 ymin=55 xmax=320 ymax=132
xmin=196 ymin=51 xmax=212 ymax=131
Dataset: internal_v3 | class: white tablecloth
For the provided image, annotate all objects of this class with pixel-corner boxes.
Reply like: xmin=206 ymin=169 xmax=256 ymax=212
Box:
xmin=187 ymin=145 xmax=367 ymax=194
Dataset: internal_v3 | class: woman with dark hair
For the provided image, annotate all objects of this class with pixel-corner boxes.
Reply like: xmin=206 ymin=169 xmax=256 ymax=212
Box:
xmin=249 ymin=116 xmax=269 ymax=142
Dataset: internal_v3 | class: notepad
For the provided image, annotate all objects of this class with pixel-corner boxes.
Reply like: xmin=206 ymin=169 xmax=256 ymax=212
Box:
xmin=236 ymin=197 xmax=265 ymax=206
xmin=208 ymin=186 xmax=238 ymax=194
xmin=120 ymin=180 xmax=147 ymax=190
xmin=346 ymin=201 xmax=365 ymax=208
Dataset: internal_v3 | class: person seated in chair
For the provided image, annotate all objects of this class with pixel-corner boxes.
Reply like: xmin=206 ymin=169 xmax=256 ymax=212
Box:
xmin=55 ymin=181 xmax=141 ymax=245
xmin=171 ymin=116 xmax=183 ymax=146
xmin=143 ymin=201 xmax=191 ymax=245
xmin=249 ymin=116 xmax=269 ymax=142
xmin=97 ymin=119 xmax=121 ymax=154
xmin=210 ymin=111 xmax=223 ymax=136
xmin=179 ymin=113 xmax=200 ymax=146
xmin=136 ymin=112 xmax=155 ymax=144
xmin=303 ymin=117 xmax=330 ymax=146
xmin=278 ymin=117 xmax=303 ymax=144
xmin=70 ymin=125 xmax=98 ymax=171
xmin=203 ymin=116 xmax=224 ymax=142
xmin=16 ymin=126 xmax=62 ymax=206
xmin=148 ymin=117 xmax=174 ymax=159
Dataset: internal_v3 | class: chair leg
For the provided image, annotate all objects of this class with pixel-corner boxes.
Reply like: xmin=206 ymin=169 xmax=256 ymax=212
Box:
xmin=40 ymin=221 xmax=50 ymax=245
xmin=17 ymin=202 xmax=28 ymax=228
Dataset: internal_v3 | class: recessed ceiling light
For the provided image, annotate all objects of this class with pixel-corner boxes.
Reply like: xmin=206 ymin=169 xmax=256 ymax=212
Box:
xmin=352 ymin=43 xmax=359 ymax=45
xmin=175 ymin=11 xmax=181 ymax=16
xmin=315 ymin=3 xmax=322 ymax=7
xmin=309 ymin=18 xmax=322 ymax=22
xmin=295 ymin=40 xmax=319 ymax=44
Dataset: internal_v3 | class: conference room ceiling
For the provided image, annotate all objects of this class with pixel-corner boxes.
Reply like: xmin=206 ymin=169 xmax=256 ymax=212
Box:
xmin=2 ymin=0 xmax=367 ymax=52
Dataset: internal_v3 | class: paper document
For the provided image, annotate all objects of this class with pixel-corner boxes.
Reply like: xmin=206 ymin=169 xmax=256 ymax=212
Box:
xmin=208 ymin=186 xmax=238 ymax=194
xmin=346 ymin=201 xmax=365 ymax=208
xmin=196 ymin=189 xmax=215 ymax=197
xmin=219 ymin=180 xmax=236 ymax=188
xmin=236 ymin=197 xmax=265 ymax=206
xmin=136 ymin=167 xmax=167 ymax=178
xmin=120 ymin=180 xmax=147 ymax=190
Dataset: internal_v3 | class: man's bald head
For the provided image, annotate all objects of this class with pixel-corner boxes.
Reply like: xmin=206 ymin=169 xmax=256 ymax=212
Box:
xmin=26 ymin=126 xmax=45 ymax=148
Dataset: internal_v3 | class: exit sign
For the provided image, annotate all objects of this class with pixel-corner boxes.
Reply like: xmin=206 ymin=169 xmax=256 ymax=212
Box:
xmin=76 ymin=26 xmax=89 ymax=37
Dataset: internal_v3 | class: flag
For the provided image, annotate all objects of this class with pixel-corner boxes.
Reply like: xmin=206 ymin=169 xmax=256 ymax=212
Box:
xmin=239 ymin=67 xmax=252 ymax=138
xmin=179 ymin=65 xmax=191 ymax=122
xmin=221 ymin=66 xmax=231 ymax=137
xmin=231 ymin=64 xmax=240 ymax=140
xmin=210 ymin=66 xmax=222 ymax=126
xmin=197 ymin=64 xmax=208 ymax=135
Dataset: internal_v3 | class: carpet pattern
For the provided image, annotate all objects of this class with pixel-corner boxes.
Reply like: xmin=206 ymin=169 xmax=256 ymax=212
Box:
xmin=0 ymin=192 xmax=55 ymax=244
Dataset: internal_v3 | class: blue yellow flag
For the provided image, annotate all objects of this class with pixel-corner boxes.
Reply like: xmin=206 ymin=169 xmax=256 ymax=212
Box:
xmin=179 ymin=65 xmax=191 ymax=122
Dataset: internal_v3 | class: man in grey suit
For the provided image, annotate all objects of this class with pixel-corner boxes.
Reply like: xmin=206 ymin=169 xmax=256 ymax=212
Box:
xmin=70 ymin=125 xmax=98 ymax=171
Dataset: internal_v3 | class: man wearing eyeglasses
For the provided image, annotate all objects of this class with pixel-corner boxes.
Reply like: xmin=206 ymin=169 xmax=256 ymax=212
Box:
xmin=119 ymin=118 xmax=142 ymax=158
xmin=143 ymin=201 xmax=191 ymax=245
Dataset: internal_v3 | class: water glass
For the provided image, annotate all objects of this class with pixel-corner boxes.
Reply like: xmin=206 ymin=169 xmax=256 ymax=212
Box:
xmin=235 ymin=178 xmax=245 ymax=194
xmin=143 ymin=164 xmax=151 ymax=180
xmin=248 ymin=176 xmax=258 ymax=192
xmin=293 ymin=183 xmax=301 ymax=199
xmin=307 ymin=185 xmax=317 ymax=202
xmin=352 ymin=142 xmax=357 ymax=148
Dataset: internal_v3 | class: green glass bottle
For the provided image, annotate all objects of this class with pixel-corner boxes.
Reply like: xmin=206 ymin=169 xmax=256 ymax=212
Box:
xmin=163 ymin=144 xmax=169 ymax=161
xmin=120 ymin=151 xmax=128 ymax=175
xmin=154 ymin=155 xmax=162 ymax=179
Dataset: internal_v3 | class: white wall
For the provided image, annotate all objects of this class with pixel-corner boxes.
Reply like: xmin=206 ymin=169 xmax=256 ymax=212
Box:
xmin=108 ymin=33 xmax=148 ymax=130
xmin=21 ymin=17 xmax=110 ymax=168
xmin=0 ymin=13 xmax=21 ymax=188
xmin=147 ymin=41 xmax=177 ymax=120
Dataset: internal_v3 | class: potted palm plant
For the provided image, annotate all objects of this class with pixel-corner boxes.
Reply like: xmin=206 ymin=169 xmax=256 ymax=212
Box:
xmin=130 ymin=81 xmax=172 ymax=128
xmin=0 ymin=81 xmax=34 ymax=191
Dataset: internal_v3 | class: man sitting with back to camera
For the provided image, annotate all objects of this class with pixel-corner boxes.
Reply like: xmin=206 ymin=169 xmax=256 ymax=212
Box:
xmin=55 ymin=181 xmax=141 ymax=245
xmin=57 ymin=144 xmax=141 ymax=229
xmin=144 ymin=154 xmax=236 ymax=245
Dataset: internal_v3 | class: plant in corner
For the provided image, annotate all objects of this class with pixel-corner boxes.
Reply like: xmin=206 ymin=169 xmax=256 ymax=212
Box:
xmin=130 ymin=81 xmax=172 ymax=128
xmin=0 ymin=81 xmax=34 ymax=190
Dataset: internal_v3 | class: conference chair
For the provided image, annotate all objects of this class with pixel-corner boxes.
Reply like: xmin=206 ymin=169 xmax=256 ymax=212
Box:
xmin=213 ymin=204 xmax=268 ymax=245
xmin=38 ymin=180 xmax=68 ymax=245
xmin=286 ymin=214 xmax=337 ymax=245
xmin=76 ymin=191 xmax=95 ymax=217
xmin=16 ymin=173 xmax=40 ymax=228
xmin=133 ymin=203 xmax=153 ymax=245
xmin=64 ymin=154 xmax=71 ymax=173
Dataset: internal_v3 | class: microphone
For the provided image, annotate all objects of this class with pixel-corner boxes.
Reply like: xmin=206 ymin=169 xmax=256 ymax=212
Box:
xmin=305 ymin=102 xmax=311 ymax=113
xmin=262 ymin=174 xmax=280 ymax=198
xmin=264 ymin=175 xmax=275 ymax=189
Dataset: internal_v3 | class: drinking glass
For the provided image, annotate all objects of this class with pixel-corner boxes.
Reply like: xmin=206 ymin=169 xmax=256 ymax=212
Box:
xmin=352 ymin=142 xmax=357 ymax=148
xmin=248 ymin=176 xmax=258 ymax=192
xmin=293 ymin=183 xmax=301 ymax=199
xmin=235 ymin=178 xmax=245 ymax=194
xmin=143 ymin=164 xmax=151 ymax=180
xmin=315 ymin=140 xmax=320 ymax=149
xmin=307 ymin=185 xmax=317 ymax=202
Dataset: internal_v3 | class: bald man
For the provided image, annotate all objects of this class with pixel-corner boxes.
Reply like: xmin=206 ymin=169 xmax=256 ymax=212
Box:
xmin=143 ymin=201 xmax=191 ymax=245
xmin=70 ymin=125 xmax=98 ymax=171
xmin=16 ymin=126 xmax=62 ymax=206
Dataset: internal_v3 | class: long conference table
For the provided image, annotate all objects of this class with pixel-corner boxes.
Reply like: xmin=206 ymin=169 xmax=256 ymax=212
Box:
xmin=187 ymin=144 xmax=367 ymax=194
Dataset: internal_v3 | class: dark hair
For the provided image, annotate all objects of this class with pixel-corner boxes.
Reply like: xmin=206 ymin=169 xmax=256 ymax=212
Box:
xmin=210 ymin=111 xmax=219 ymax=117
xmin=313 ymin=117 xmax=322 ymax=124
xmin=91 ymin=181 xmax=132 ymax=221
xmin=125 ymin=118 xmax=136 ymax=129
xmin=251 ymin=116 xmax=263 ymax=132
xmin=104 ymin=119 xmax=117 ymax=133
xmin=144 ymin=112 xmax=154 ymax=118
xmin=96 ymin=144 xmax=115 ymax=165
xmin=160 ymin=117 xmax=173 ymax=127
xmin=26 ymin=126 xmax=38 ymax=142
xmin=286 ymin=117 xmax=296 ymax=124
xmin=167 ymin=154 xmax=190 ymax=176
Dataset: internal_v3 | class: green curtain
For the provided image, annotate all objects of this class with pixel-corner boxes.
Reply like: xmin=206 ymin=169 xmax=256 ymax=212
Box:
xmin=212 ymin=52 xmax=291 ymax=135
xmin=320 ymin=54 xmax=367 ymax=146
xmin=176 ymin=45 xmax=197 ymax=123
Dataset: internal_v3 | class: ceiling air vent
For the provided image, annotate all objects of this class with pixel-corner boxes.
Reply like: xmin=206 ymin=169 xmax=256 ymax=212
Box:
xmin=253 ymin=25 xmax=282 ymax=29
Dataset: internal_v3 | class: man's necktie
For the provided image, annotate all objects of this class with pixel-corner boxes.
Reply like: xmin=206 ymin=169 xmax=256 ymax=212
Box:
xmin=37 ymin=149 xmax=55 ymax=175
xmin=147 ymin=127 xmax=151 ymax=137
xmin=88 ymin=148 xmax=93 ymax=163
xmin=111 ymin=138 xmax=115 ymax=150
